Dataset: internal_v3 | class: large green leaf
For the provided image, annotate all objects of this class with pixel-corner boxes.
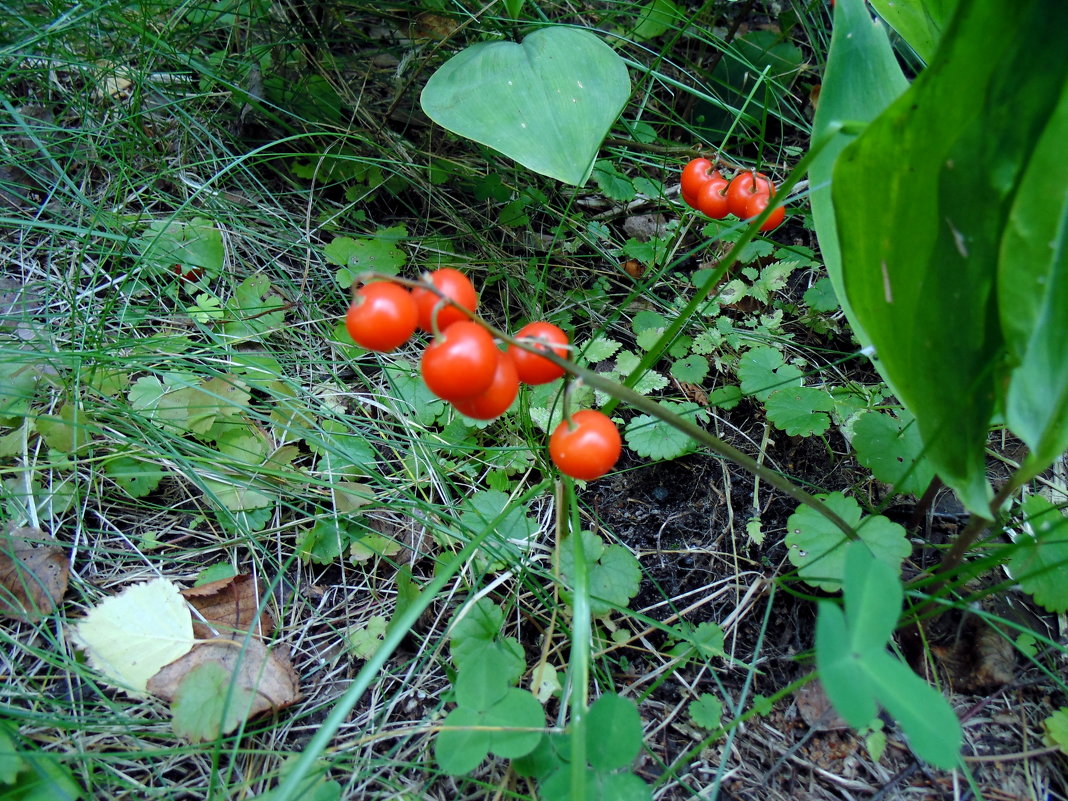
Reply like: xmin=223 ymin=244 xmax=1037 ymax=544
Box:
xmin=420 ymin=27 xmax=631 ymax=186
xmin=999 ymin=81 xmax=1068 ymax=471
xmin=833 ymin=0 xmax=1068 ymax=514
xmin=867 ymin=0 xmax=956 ymax=63
xmin=808 ymin=0 xmax=908 ymax=345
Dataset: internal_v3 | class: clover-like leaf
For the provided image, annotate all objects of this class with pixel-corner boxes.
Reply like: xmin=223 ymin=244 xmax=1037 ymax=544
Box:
xmin=450 ymin=598 xmax=526 ymax=684
xmin=435 ymin=684 xmax=543 ymax=775
xmin=559 ymin=530 xmax=642 ymax=617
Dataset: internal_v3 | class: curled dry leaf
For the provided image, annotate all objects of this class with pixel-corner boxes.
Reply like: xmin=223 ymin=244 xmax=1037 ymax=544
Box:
xmin=181 ymin=574 xmax=274 ymax=640
xmin=147 ymin=637 xmax=300 ymax=725
xmin=0 ymin=526 xmax=69 ymax=622
xmin=795 ymin=680 xmax=849 ymax=731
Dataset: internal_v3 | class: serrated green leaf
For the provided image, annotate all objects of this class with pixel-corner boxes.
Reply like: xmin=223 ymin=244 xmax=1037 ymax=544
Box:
xmin=670 ymin=354 xmax=709 ymax=384
xmin=37 ymin=402 xmax=84 ymax=454
xmin=749 ymin=261 xmax=798 ymax=303
xmin=851 ymin=411 xmax=935 ymax=496
xmin=1042 ymin=707 xmax=1068 ymax=755
xmin=105 ymin=456 xmax=165 ymax=498
xmin=624 ymin=402 xmax=705 ymax=461
xmin=708 ymin=385 xmax=741 ymax=409
xmin=689 ymin=693 xmax=723 ymax=730
xmin=171 ymin=661 xmax=255 ymax=742
xmin=1008 ymin=496 xmax=1068 ymax=612
xmin=631 ymin=369 xmax=668 ymax=396
xmin=803 ymin=276 xmax=839 ymax=312
xmin=137 ymin=216 xmax=224 ymax=276
xmin=591 ymin=160 xmax=635 ymax=201
xmin=581 ymin=337 xmax=622 ymax=362
xmin=296 ymin=519 xmax=354 ymax=564
xmin=387 ymin=367 xmax=448 ymax=427
xmin=325 ymin=235 xmax=406 ymax=285
xmin=738 ymin=346 xmax=802 ymax=401
xmin=224 ymin=275 xmax=286 ymax=337
xmin=785 ymin=492 xmax=910 ymax=591
xmin=765 ymin=386 xmax=836 ymax=436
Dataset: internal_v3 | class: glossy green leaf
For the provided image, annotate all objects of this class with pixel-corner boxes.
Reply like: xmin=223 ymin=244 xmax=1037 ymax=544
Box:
xmin=420 ymin=27 xmax=630 ymax=186
xmin=502 ymin=0 xmax=524 ymax=19
xmin=867 ymin=0 xmax=956 ymax=63
xmin=833 ymin=0 xmax=1068 ymax=514
xmin=999 ymin=82 xmax=1068 ymax=471
xmin=809 ymin=0 xmax=907 ymax=343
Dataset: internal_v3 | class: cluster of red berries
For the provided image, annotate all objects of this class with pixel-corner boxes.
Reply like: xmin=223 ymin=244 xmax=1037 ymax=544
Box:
xmin=680 ymin=158 xmax=786 ymax=232
xmin=343 ymin=268 xmax=622 ymax=481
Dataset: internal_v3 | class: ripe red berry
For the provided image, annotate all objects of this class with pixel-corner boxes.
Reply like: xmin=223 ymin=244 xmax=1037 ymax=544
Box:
xmin=345 ymin=282 xmax=418 ymax=352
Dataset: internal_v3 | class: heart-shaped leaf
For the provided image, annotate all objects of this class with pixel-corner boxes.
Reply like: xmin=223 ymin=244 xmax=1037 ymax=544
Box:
xmin=420 ymin=27 xmax=631 ymax=186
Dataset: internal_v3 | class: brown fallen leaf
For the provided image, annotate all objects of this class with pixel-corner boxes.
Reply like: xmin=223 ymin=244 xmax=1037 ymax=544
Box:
xmin=147 ymin=637 xmax=300 ymax=719
xmin=795 ymin=680 xmax=849 ymax=731
xmin=0 ymin=526 xmax=69 ymax=622
xmin=181 ymin=574 xmax=274 ymax=640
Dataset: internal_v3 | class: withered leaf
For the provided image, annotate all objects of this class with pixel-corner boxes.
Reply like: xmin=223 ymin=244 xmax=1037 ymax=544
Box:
xmin=0 ymin=527 xmax=69 ymax=622
xmin=147 ymin=637 xmax=300 ymax=721
xmin=181 ymin=574 xmax=274 ymax=640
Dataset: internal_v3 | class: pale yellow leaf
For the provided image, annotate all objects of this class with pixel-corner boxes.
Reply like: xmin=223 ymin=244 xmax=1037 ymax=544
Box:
xmin=70 ymin=578 xmax=194 ymax=697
